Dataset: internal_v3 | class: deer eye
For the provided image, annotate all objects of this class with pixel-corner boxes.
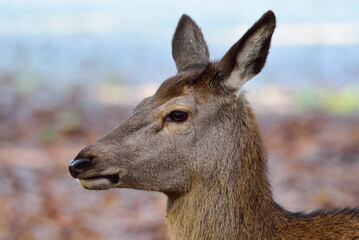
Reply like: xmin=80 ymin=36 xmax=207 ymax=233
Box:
xmin=167 ymin=110 xmax=188 ymax=122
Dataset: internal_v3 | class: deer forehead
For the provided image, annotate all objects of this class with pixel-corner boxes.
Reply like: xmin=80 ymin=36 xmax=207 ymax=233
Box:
xmin=154 ymin=72 xmax=193 ymax=102
xmin=154 ymin=64 xmax=212 ymax=103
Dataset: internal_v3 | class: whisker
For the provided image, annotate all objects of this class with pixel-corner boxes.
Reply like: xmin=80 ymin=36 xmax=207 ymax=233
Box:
xmin=129 ymin=198 xmax=142 ymax=240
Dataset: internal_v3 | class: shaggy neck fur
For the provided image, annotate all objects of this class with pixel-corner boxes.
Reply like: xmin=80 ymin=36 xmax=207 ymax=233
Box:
xmin=165 ymin=97 xmax=359 ymax=240
xmin=165 ymin=98 xmax=289 ymax=240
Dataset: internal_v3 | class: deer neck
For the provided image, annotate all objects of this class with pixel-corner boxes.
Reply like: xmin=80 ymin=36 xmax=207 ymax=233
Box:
xmin=166 ymin=102 xmax=287 ymax=240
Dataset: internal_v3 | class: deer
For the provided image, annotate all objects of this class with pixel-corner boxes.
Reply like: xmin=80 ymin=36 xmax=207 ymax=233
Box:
xmin=68 ymin=11 xmax=359 ymax=239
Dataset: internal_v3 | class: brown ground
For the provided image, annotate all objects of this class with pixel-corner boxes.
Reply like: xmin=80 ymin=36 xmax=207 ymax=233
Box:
xmin=1 ymin=89 xmax=359 ymax=240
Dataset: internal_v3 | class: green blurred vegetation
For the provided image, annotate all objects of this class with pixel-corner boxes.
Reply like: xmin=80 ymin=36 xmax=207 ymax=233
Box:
xmin=294 ymin=86 xmax=359 ymax=114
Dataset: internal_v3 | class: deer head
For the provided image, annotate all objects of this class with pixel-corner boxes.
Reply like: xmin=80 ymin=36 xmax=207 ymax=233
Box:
xmin=69 ymin=11 xmax=276 ymax=196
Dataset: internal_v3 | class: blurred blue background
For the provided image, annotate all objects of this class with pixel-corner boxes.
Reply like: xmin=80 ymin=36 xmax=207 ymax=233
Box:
xmin=0 ymin=0 xmax=358 ymax=113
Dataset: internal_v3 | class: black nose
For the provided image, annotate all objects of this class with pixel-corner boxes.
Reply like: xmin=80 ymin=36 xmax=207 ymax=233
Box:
xmin=69 ymin=158 xmax=92 ymax=178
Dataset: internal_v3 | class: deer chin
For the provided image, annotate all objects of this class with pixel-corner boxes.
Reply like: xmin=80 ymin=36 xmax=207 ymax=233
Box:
xmin=79 ymin=174 xmax=121 ymax=190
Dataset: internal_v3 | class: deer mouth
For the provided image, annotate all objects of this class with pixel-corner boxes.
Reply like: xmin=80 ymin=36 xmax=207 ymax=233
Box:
xmin=82 ymin=174 xmax=120 ymax=183
xmin=79 ymin=174 xmax=120 ymax=190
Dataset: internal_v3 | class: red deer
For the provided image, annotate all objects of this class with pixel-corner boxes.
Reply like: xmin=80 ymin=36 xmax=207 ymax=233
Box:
xmin=69 ymin=11 xmax=359 ymax=239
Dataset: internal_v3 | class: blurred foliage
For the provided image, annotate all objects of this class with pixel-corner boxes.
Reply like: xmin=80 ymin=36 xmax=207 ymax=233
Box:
xmin=58 ymin=111 xmax=81 ymax=135
xmin=14 ymin=75 xmax=42 ymax=98
xmin=41 ymin=124 xmax=59 ymax=144
xmin=294 ymin=86 xmax=359 ymax=114
xmin=104 ymin=71 xmax=125 ymax=85
xmin=321 ymin=88 xmax=359 ymax=113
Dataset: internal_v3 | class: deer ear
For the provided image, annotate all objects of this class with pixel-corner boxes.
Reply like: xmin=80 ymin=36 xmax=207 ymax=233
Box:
xmin=217 ymin=11 xmax=276 ymax=92
xmin=172 ymin=14 xmax=210 ymax=72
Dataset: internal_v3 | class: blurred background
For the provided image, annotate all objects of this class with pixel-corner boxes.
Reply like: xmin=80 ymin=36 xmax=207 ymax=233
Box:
xmin=1 ymin=0 xmax=359 ymax=239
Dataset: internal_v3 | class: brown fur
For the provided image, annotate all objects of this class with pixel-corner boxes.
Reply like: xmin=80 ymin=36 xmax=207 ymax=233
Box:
xmin=172 ymin=14 xmax=210 ymax=72
xmin=69 ymin=11 xmax=359 ymax=239
xmin=154 ymin=66 xmax=207 ymax=102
